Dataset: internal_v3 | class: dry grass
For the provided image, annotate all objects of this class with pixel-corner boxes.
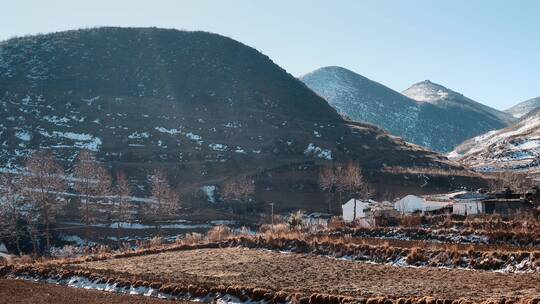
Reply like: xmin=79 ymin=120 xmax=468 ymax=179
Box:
xmin=206 ymin=225 xmax=232 ymax=242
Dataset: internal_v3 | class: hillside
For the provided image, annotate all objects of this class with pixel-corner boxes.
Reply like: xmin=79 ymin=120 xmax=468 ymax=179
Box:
xmin=0 ymin=28 xmax=481 ymax=211
xmin=505 ymin=97 xmax=540 ymax=118
xmin=300 ymin=67 xmax=420 ymax=144
xmin=301 ymin=67 xmax=514 ymax=152
xmin=449 ymin=109 xmax=540 ymax=173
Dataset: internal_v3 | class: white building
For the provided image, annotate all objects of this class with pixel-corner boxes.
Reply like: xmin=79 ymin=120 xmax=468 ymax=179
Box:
xmin=342 ymin=198 xmax=378 ymax=222
xmin=452 ymin=192 xmax=489 ymax=215
xmin=394 ymin=194 xmax=452 ymax=214
xmin=453 ymin=201 xmax=485 ymax=215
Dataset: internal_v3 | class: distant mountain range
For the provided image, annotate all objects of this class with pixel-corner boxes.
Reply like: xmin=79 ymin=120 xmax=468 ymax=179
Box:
xmin=0 ymin=27 xmax=479 ymax=210
xmin=505 ymin=97 xmax=540 ymax=118
xmin=449 ymin=109 xmax=540 ymax=174
xmin=300 ymin=66 xmax=515 ymax=152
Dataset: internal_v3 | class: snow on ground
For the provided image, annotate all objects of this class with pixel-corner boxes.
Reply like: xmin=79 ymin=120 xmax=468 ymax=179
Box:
xmin=185 ymin=132 xmax=203 ymax=145
xmin=209 ymin=143 xmax=228 ymax=152
xmin=304 ymin=143 xmax=332 ymax=160
xmin=155 ymin=126 xmax=181 ymax=135
xmin=201 ymin=185 xmax=217 ymax=203
xmin=128 ymin=131 xmax=150 ymax=139
xmin=39 ymin=130 xmax=102 ymax=151
xmin=15 ymin=130 xmax=31 ymax=141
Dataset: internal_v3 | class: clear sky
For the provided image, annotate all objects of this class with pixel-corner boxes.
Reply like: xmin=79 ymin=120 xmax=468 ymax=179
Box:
xmin=1 ymin=0 xmax=539 ymax=110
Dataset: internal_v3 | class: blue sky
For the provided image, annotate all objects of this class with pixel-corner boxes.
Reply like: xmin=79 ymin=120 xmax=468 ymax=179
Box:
xmin=1 ymin=0 xmax=538 ymax=110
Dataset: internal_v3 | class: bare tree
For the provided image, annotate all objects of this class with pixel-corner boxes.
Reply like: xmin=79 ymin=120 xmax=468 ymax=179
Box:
xmin=0 ymin=174 xmax=24 ymax=256
xmin=339 ymin=162 xmax=373 ymax=220
xmin=319 ymin=165 xmax=338 ymax=212
xmin=319 ymin=164 xmax=347 ymax=212
xmin=25 ymin=212 xmax=40 ymax=257
xmin=22 ymin=151 xmax=66 ymax=253
xmin=146 ymin=170 xmax=180 ymax=234
xmin=341 ymin=162 xmax=373 ymax=200
xmin=222 ymin=175 xmax=255 ymax=214
xmin=112 ymin=171 xmax=133 ymax=248
xmin=73 ymin=150 xmax=111 ymax=243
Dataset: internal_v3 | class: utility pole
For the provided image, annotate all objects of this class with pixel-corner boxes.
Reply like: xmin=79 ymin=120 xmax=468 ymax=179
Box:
xmin=269 ymin=203 xmax=275 ymax=230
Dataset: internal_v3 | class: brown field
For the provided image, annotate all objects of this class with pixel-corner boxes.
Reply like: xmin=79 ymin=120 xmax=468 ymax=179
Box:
xmin=78 ymin=247 xmax=540 ymax=301
xmin=0 ymin=279 xmax=192 ymax=304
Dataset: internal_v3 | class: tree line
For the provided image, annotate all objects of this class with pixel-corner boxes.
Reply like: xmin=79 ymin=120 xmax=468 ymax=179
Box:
xmin=0 ymin=150 xmax=180 ymax=255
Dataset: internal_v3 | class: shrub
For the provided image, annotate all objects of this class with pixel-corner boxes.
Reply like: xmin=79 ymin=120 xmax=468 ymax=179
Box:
xmin=149 ymin=236 xmax=164 ymax=247
xmin=207 ymin=225 xmax=232 ymax=242
xmin=182 ymin=232 xmax=203 ymax=245
xmin=288 ymin=210 xmax=305 ymax=230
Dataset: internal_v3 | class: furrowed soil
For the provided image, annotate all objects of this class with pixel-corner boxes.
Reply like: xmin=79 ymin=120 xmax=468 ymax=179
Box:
xmin=78 ymin=247 xmax=540 ymax=300
xmin=0 ymin=279 xmax=192 ymax=304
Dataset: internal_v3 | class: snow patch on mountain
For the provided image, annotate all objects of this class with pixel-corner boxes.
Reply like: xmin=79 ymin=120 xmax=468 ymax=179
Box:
xmin=402 ymin=80 xmax=449 ymax=103
xmin=449 ymin=109 xmax=540 ymax=172
xmin=505 ymin=97 xmax=540 ymax=118
xmin=304 ymin=143 xmax=332 ymax=160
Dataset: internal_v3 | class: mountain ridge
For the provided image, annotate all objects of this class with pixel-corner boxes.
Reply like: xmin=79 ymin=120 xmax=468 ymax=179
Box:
xmin=301 ymin=66 xmax=513 ymax=152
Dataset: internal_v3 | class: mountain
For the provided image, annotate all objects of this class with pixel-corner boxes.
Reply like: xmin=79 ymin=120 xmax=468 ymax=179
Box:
xmin=505 ymin=97 xmax=540 ymax=118
xmin=449 ymin=109 xmax=540 ymax=173
xmin=0 ymin=28 xmax=482 ymax=211
xmin=300 ymin=66 xmax=420 ymax=144
xmin=301 ymin=67 xmax=514 ymax=152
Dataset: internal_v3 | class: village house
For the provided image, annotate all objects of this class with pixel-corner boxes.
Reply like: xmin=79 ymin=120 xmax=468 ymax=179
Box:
xmin=452 ymin=192 xmax=490 ymax=215
xmin=342 ymin=198 xmax=395 ymax=223
xmin=395 ymin=189 xmax=536 ymax=216
xmin=342 ymin=198 xmax=377 ymax=222
xmin=394 ymin=194 xmax=453 ymax=215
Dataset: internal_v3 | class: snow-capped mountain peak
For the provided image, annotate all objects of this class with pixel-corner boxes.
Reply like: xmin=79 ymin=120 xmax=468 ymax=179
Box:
xmin=402 ymin=80 xmax=454 ymax=104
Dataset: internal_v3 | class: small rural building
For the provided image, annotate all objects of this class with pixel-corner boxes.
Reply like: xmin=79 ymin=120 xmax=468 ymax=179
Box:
xmin=453 ymin=191 xmax=533 ymax=215
xmin=453 ymin=201 xmax=485 ymax=215
xmin=394 ymin=194 xmax=452 ymax=214
xmin=342 ymin=198 xmax=378 ymax=222
xmin=452 ymin=192 xmax=489 ymax=215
